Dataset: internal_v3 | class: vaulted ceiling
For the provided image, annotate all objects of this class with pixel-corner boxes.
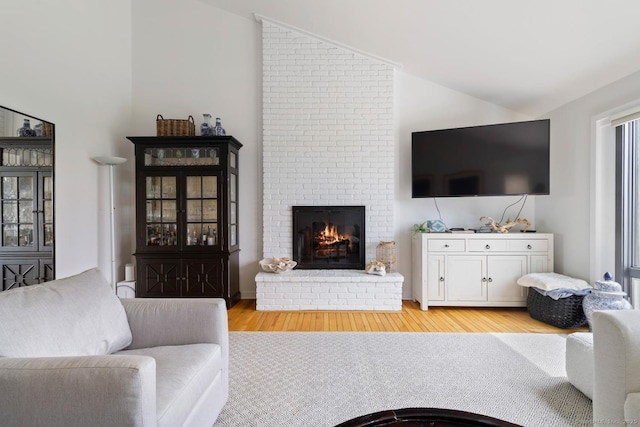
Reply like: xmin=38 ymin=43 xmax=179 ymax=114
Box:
xmin=201 ymin=0 xmax=640 ymax=117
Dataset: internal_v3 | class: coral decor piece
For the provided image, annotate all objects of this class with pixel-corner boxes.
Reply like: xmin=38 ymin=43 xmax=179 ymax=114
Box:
xmin=480 ymin=216 xmax=531 ymax=233
xmin=365 ymin=261 xmax=386 ymax=276
xmin=259 ymin=257 xmax=297 ymax=273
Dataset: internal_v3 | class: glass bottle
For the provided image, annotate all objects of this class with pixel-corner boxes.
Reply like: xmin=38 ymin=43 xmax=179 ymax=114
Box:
xmin=201 ymin=114 xmax=213 ymax=136
xmin=213 ymin=117 xmax=226 ymax=136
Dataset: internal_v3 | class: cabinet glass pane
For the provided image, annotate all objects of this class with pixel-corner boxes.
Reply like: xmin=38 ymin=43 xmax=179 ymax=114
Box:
xmin=187 ymin=200 xmax=201 ymax=222
xmin=161 ymin=177 xmax=176 ymax=198
xmin=2 ymin=177 xmax=17 ymax=199
xmin=162 ymin=201 xmax=177 ymax=222
xmin=44 ymin=224 xmax=53 ymax=247
xmin=186 ymin=176 xmax=201 ymax=198
xmin=3 ymin=224 xmax=17 ymax=246
xmin=43 ymin=176 xmax=53 ymax=199
xmin=18 ymin=177 xmax=33 ymax=200
xmin=147 ymin=223 xmax=177 ymax=246
xmin=144 ymin=147 xmax=220 ymax=166
xmin=186 ymin=223 xmax=218 ymax=246
xmin=19 ymin=201 xmax=32 ymax=223
xmin=44 ymin=200 xmax=53 ymax=222
xmin=146 ymin=200 xmax=161 ymax=221
xmin=203 ymin=200 xmax=217 ymax=221
xmin=19 ymin=224 xmax=33 ymax=247
xmin=230 ymin=202 xmax=237 ymax=224
xmin=230 ymin=173 xmax=236 ymax=202
xmin=146 ymin=177 xmax=161 ymax=198
xmin=202 ymin=176 xmax=217 ymax=198
xmin=230 ymin=225 xmax=237 ymax=246
xmin=3 ymin=201 xmax=17 ymax=222
xmin=230 ymin=152 xmax=236 ymax=168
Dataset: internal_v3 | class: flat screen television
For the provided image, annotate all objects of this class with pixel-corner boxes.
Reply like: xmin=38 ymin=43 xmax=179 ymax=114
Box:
xmin=411 ymin=119 xmax=550 ymax=198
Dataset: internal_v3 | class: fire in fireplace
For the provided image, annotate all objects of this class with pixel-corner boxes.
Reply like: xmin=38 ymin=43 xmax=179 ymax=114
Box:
xmin=292 ymin=206 xmax=365 ymax=270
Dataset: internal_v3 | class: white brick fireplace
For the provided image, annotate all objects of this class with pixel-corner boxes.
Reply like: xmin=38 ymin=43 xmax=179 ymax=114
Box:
xmin=257 ymin=17 xmax=402 ymax=310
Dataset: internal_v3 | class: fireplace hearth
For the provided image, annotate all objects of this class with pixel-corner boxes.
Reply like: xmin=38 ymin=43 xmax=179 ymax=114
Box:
xmin=292 ymin=206 xmax=365 ymax=270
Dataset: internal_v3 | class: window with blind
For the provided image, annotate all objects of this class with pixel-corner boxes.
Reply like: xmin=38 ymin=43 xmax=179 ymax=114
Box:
xmin=615 ymin=117 xmax=640 ymax=298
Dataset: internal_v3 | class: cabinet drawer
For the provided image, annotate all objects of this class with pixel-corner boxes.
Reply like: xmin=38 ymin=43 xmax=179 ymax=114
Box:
xmin=427 ymin=239 xmax=465 ymax=252
xmin=509 ymin=239 xmax=548 ymax=252
xmin=468 ymin=240 xmax=508 ymax=252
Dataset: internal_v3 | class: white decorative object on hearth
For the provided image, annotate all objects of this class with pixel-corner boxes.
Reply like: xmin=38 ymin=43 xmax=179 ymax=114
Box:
xmin=259 ymin=257 xmax=297 ymax=273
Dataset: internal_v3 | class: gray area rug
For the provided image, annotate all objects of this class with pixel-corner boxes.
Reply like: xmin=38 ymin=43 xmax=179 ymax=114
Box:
xmin=214 ymin=332 xmax=591 ymax=427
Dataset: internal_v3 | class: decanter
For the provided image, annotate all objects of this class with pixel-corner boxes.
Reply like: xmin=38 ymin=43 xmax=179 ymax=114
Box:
xmin=200 ymin=114 xmax=213 ymax=136
xmin=213 ymin=117 xmax=226 ymax=136
xmin=17 ymin=119 xmax=37 ymax=137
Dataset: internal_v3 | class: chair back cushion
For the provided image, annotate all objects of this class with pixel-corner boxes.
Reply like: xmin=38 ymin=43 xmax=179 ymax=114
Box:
xmin=0 ymin=268 xmax=132 ymax=357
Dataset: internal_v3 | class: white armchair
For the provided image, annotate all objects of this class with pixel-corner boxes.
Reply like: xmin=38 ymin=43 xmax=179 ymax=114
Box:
xmin=592 ymin=310 xmax=640 ymax=425
xmin=0 ymin=268 xmax=229 ymax=427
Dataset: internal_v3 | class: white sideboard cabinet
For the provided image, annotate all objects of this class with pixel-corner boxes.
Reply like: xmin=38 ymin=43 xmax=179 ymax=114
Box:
xmin=411 ymin=233 xmax=554 ymax=310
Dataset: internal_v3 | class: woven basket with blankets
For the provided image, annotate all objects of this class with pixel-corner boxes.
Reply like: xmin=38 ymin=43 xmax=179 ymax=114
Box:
xmin=517 ymin=272 xmax=592 ymax=329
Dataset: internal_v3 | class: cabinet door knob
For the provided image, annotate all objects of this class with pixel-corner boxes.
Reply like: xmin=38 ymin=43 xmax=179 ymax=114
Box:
xmin=444 ymin=244 xmax=450 ymax=248
xmin=439 ymin=277 xmax=445 ymax=282
xmin=527 ymin=244 xmax=532 ymax=249
xmin=482 ymin=277 xmax=487 ymax=282
xmin=485 ymin=244 xmax=490 ymax=249
xmin=488 ymin=278 xmax=493 ymax=283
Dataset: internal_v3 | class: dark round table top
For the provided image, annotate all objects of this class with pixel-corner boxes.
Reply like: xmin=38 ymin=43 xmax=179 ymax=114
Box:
xmin=335 ymin=408 xmax=521 ymax=427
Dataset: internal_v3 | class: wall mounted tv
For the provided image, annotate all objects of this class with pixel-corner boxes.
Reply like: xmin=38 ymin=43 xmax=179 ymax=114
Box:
xmin=411 ymin=119 xmax=550 ymax=198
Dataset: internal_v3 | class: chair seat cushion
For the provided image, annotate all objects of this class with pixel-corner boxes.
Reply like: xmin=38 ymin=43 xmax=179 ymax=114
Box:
xmin=0 ymin=268 xmax=132 ymax=357
xmin=118 ymin=343 xmax=222 ymax=427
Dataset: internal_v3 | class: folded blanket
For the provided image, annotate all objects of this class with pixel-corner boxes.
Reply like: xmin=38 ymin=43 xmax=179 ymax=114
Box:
xmin=533 ymin=287 xmax=591 ymax=300
xmin=517 ymin=272 xmax=591 ymax=291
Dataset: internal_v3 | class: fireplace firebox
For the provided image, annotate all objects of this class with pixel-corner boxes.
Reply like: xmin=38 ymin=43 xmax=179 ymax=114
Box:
xmin=292 ymin=206 xmax=365 ymax=270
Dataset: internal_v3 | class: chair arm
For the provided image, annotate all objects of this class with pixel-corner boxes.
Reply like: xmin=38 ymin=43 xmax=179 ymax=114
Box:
xmin=593 ymin=310 xmax=640 ymax=424
xmin=120 ymin=298 xmax=228 ymax=359
xmin=625 ymin=393 xmax=640 ymax=425
xmin=0 ymin=355 xmax=157 ymax=427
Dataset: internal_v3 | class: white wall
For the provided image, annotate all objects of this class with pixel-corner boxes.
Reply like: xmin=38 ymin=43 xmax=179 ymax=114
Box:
xmin=131 ymin=0 xmax=262 ymax=296
xmin=10 ymin=0 xmax=630 ymax=300
xmin=538 ymin=70 xmax=640 ymax=283
xmin=0 ymin=0 xmax=133 ymax=281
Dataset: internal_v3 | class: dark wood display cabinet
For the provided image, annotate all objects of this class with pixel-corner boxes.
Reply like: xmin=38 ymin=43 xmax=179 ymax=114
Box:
xmin=128 ymin=136 xmax=241 ymax=308
xmin=0 ymin=137 xmax=55 ymax=291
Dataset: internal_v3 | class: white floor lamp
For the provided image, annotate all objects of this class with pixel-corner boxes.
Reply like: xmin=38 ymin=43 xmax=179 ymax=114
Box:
xmin=94 ymin=156 xmax=128 ymax=293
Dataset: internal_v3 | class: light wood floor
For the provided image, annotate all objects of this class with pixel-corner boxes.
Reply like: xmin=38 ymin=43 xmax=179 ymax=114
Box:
xmin=228 ymin=299 xmax=589 ymax=333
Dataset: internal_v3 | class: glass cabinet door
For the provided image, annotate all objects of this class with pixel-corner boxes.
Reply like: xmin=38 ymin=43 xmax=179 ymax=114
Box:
xmin=145 ymin=176 xmax=177 ymax=247
xmin=1 ymin=173 xmax=36 ymax=250
xmin=186 ymin=174 xmax=219 ymax=247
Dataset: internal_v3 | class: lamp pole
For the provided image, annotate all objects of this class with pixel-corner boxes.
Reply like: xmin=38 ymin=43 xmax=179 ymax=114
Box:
xmin=93 ymin=156 xmax=127 ymax=293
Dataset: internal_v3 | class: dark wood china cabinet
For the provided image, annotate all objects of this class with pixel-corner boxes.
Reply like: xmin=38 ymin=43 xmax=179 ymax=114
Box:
xmin=127 ymin=136 xmax=241 ymax=308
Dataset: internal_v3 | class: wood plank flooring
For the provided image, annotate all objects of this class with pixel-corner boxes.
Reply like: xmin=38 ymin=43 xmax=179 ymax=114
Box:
xmin=228 ymin=299 xmax=589 ymax=333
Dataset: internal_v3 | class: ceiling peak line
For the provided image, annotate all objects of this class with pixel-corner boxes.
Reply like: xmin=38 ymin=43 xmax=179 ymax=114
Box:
xmin=254 ymin=13 xmax=402 ymax=70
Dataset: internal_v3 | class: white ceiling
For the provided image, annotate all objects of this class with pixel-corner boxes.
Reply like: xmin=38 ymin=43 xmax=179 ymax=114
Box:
xmin=201 ymin=0 xmax=640 ymax=117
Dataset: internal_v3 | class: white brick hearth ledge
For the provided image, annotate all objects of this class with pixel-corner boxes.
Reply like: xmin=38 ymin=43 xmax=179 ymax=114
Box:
xmin=256 ymin=270 xmax=404 ymax=311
